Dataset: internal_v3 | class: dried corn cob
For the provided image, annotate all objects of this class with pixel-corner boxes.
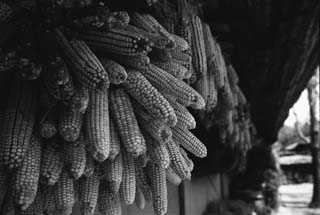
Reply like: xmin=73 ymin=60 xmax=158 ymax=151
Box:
xmin=202 ymin=22 xmax=215 ymax=65
xmin=131 ymin=13 xmax=175 ymax=50
xmin=40 ymin=142 xmax=63 ymax=185
xmin=171 ymin=34 xmax=189 ymax=52
xmin=111 ymin=54 xmax=150 ymax=71
xmin=165 ymin=140 xmax=190 ymax=180
xmin=55 ymin=29 xmax=109 ymax=90
xmin=83 ymin=151 xmax=95 ymax=177
xmin=20 ymin=190 xmax=43 ymax=215
xmin=120 ymin=149 xmax=136 ymax=205
xmin=99 ymin=58 xmax=127 ymax=85
xmin=110 ymin=88 xmax=145 ymax=157
xmin=85 ymin=89 xmax=110 ymax=162
xmin=67 ymin=85 xmax=89 ymax=114
xmin=194 ymin=71 xmax=218 ymax=113
xmin=78 ymin=173 xmax=100 ymax=215
xmin=145 ymin=64 xmax=205 ymax=109
xmin=144 ymin=132 xmax=170 ymax=169
xmin=98 ymin=183 xmax=121 ymax=215
xmin=80 ymin=28 xmax=152 ymax=56
xmin=109 ymin=119 xmax=121 ymax=160
xmin=165 ymin=95 xmax=196 ymax=129
xmin=152 ymin=60 xmax=188 ymax=80
xmin=59 ymin=105 xmax=83 ymax=142
xmin=12 ymin=134 xmax=41 ymax=210
xmin=134 ymin=186 xmax=146 ymax=210
xmin=40 ymin=184 xmax=55 ymax=215
xmin=0 ymin=76 xmax=38 ymax=169
xmin=147 ymin=162 xmax=167 ymax=215
xmin=103 ymin=153 xmax=123 ymax=194
xmin=54 ymin=170 xmax=74 ymax=215
xmin=135 ymin=108 xmax=172 ymax=144
xmin=134 ymin=160 xmax=152 ymax=202
xmin=125 ymin=24 xmax=169 ymax=50
xmin=43 ymin=57 xmax=75 ymax=101
xmin=172 ymin=126 xmax=207 ymax=158
xmin=39 ymin=107 xmax=58 ymax=139
xmin=100 ymin=11 xmax=130 ymax=30
xmin=63 ymin=138 xmax=86 ymax=180
xmin=170 ymin=49 xmax=192 ymax=74
xmin=124 ymin=70 xmax=177 ymax=126
xmin=211 ymin=41 xmax=226 ymax=89
xmin=190 ymin=15 xmax=207 ymax=77
xmin=179 ymin=147 xmax=194 ymax=171
xmin=165 ymin=166 xmax=182 ymax=185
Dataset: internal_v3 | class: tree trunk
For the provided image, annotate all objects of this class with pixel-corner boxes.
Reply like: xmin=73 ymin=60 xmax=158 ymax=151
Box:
xmin=308 ymin=74 xmax=320 ymax=208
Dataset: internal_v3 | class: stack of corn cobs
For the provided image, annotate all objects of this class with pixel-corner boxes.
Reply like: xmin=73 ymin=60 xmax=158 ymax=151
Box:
xmin=0 ymin=0 xmax=250 ymax=215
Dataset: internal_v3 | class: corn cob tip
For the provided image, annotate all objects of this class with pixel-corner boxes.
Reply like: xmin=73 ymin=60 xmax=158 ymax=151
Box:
xmin=91 ymin=150 xmax=109 ymax=162
xmin=190 ymin=94 xmax=206 ymax=110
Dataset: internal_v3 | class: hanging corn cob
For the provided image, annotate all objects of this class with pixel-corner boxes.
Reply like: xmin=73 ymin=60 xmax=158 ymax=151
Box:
xmin=131 ymin=13 xmax=175 ymax=50
xmin=40 ymin=184 xmax=55 ymax=215
xmin=78 ymin=173 xmax=100 ymax=215
xmin=145 ymin=64 xmax=205 ymax=109
xmin=85 ymin=89 xmax=110 ymax=162
xmin=98 ymin=182 xmax=122 ymax=215
xmin=190 ymin=15 xmax=207 ymax=77
xmin=152 ymin=60 xmax=188 ymax=80
xmin=134 ymin=160 xmax=152 ymax=202
xmin=55 ymin=29 xmax=109 ymax=91
xmin=111 ymin=54 xmax=150 ymax=71
xmin=40 ymin=141 xmax=63 ymax=185
xmin=103 ymin=152 xmax=123 ymax=194
xmin=79 ymin=28 xmax=152 ymax=56
xmin=0 ymin=76 xmax=38 ymax=169
xmin=165 ymin=166 xmax=182 ymax=185
xmin=124 ymin=70 xmax=177 ymax=126
xmin=67 ymin=85 xmax=89 ymax=114
xmin=63 ymin=137 xmax=86 ymax=180
xmin=54 ymin=170 xmax=75 ymax=215
xmin=59 ymin=104 xmax=83 ymax=142
xmin=12 ymin=134 xmax=41 ymax=210
xmin=110 ymin=88 xmax=146 ymax=157
xmin=165 ymin=140 xmax=191 ymax=180
xmin=120 ymin=149 xmax=136 ymax=205
xmin=109 ymin=118 xmax=121 ymax=160
xmin=147 ymin=162 xmax=167 ymax=215
xmin=99 ymin=58 xmax=127 ymax=85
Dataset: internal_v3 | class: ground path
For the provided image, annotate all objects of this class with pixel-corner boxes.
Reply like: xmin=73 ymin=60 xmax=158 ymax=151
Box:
xmin=277 ymin=183 xmax=320 ymax=215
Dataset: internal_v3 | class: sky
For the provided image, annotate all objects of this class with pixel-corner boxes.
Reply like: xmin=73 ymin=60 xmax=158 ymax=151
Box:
xmin=284 ymin=68 xmax=319 ymax=127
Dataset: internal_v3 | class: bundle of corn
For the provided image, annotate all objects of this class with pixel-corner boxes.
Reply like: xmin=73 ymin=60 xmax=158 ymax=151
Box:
xmin=0 ymin=1 xmax=210 ymax=215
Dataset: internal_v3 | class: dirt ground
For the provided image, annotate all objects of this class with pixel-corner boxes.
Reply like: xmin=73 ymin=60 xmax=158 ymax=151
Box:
xmin=277 ymin=183 xmax=320 ymax=215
